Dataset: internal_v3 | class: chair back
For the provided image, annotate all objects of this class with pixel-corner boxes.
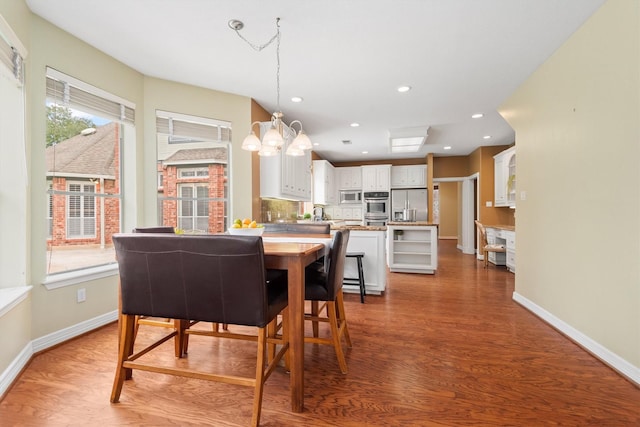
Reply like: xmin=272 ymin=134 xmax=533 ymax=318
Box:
xmin=133 ymin=226 xmax=175 ymax=234
xmin=113 ymin=233 xmax=279 ymax=328
xmin=264 ymin=223 xmax=330 ymax=234
xmin=325 ymin=229 xmax=350 ymax=300
xmin=474 ymin=220 xmax=488 ymax=247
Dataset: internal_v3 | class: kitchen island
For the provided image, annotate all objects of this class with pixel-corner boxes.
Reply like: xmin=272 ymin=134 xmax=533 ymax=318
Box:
xmin=386 ymin=221 xmax=438 ymax=274
xmin=330 ymin=224 xmax=387 ymax=295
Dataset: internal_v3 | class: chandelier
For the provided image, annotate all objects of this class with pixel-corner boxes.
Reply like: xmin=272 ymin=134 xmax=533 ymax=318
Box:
xmin=229 ymin=17 xmax=312 ymax=157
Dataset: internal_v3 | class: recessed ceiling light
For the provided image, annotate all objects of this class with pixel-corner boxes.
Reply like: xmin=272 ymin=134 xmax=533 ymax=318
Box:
xmin=313 ymin=142 xmax=320 ymax=146
xmin=443 ymin=146 xmax=452 ymax=150
xmin=350 ymin=122 xmax=360 ymax=127
xmin=397 ymin=85 xmax=411 ymax=93
xmin=291 ymin=96 xmax=303 ymax=103
xmin=483 ymin=135 xmax=492 ymax=139
xmin=471 ymin=113 xmax=484 ymax=119
xmin=362 ymin=151 xmax=369 ymax=154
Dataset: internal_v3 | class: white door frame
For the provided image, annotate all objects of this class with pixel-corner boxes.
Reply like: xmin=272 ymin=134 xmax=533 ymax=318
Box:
xmin=433 ymin=172 xmax=478 ymax=254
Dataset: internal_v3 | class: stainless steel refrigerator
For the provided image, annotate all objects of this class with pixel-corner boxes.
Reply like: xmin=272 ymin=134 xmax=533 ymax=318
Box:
xmin=391 ymin=189 xmax=428 ymax=221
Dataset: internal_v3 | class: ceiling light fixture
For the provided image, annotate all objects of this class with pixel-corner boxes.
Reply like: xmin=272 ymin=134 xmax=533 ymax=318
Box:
xmin=350 ymin=122 xmax=360 ymax=127
xmin=443 ymin=146 xmax=452 ymax=150
xmin=471 ymin=113 xmax=484 ymax=119
xmin=483 ymin=135 xmax=492 ymax=139
xmin=397 ymin=85 xmax=411 ymax=93
xmin=231 ymin=18 xmax=312 ymax=157
xmin=291 ymin=96 xmax=303 ymax=103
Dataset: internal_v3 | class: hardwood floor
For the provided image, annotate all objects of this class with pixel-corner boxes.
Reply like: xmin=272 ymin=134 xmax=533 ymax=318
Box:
xmin=1 ymin=240 xmax=638 ymax=426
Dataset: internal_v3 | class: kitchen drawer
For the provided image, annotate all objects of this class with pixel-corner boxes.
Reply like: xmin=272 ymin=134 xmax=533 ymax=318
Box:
xmin=505 ymin=231 xmax=515 ymax=249
xmin=506 ymin=250 xmax=516 ymax=272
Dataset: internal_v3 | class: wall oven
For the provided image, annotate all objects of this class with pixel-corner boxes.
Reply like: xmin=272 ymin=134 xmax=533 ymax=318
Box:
xmin=363 ymin=191 xmax=389 ymax=225
xmin=340 ymin=190 xmax=362 ymax=204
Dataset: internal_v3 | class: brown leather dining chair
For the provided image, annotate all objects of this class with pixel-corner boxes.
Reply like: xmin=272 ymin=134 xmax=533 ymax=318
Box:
xmin=304 ymin=229 xmax=352 ymax=374
xmin=475 ymin=220 xmax=506 ymax=268
xmin=111 ymin=233 xmax=289 ymax=427
xmin=130 ymin=226 xmax=185 ymax=356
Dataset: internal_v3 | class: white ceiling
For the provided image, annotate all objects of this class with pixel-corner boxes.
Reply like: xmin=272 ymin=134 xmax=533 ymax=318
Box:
xmin=26 ymin=0 xmax=605 ymax=162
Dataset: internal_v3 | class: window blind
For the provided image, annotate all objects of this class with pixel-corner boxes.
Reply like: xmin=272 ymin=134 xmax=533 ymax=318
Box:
xmin=156 ymin=112 xmax=232 ymax=143
xmin=45 ymin=69 xmax=135 ymax=125
xmin=0 ymin=20 xmax=24 ymax=83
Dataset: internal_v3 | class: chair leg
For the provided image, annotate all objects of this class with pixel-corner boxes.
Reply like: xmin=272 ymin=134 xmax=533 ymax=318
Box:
xmin=251 ymin=327 xmax=268 ymax=427
xmin=336 ymin=291 xmax=352 ymax=348
xmin=311 ymin=301 xmax=320 ymax=337
xmin=111 ymin=314 xmax=136 ymax=403
xmin=357 ymin=256 xmax=366 ymax=303
xmin=327 ymin=301 xmax=348 ymax=374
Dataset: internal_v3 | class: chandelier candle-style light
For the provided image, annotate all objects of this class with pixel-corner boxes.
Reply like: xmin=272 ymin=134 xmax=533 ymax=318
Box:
xmin=230 ymin=17 xmax=312 ymax=157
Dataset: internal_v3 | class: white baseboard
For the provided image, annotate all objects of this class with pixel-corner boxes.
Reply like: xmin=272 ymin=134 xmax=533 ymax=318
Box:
xmin=0 ymin=341 xmax=32 ymax=398
xmin=1 ymin=310 xmax=118 ymax=397
xmin=512 ymin=292 xmax=640 ymax=386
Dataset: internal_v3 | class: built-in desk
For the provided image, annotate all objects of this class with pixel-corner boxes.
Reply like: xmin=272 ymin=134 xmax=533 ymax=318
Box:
xmin=485 ymin=225 xmax=515 ymax=273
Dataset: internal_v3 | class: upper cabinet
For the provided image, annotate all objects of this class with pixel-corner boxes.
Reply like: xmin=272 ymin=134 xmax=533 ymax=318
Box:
xmin=493 ymin=146 xmax=516 ymax=208
xmin=362 ymin=165 xmax=391 ymax=192
xmin=313 ymin=160 xmax=337 ymax=205
xmin=390 ymin=165 xmax=427 ymax=188
xmin=337 ymin=166 xmax=362 ymax=190
xmin=260 ymin=124 xmax=312 ymax=201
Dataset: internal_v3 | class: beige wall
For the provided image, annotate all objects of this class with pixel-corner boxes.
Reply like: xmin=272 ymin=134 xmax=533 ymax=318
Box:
xmin=499 ymin=0 xmax=639 ymax=367
xmin=142 ymin=77 xmax=253 ymax=225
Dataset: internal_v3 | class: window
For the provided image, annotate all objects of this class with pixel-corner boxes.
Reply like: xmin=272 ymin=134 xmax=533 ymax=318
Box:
xmin=45 ymin=68 xmax=135 ymax=276
xmin=0 ymin=15 xmax=27 ymax=290
xmin=67 ymin=182 xmax=96 ymax=238
xmin=156 ymin=111 xmax=230 ymax=234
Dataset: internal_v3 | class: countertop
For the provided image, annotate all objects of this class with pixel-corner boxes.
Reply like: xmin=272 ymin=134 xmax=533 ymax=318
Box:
xmin=330 ymin=225 xmax=387 ymax=231
xmin=485 ymin=224 xmax=515 ymax=232
xmin=387 ymin=221 xmax=439 ymax=227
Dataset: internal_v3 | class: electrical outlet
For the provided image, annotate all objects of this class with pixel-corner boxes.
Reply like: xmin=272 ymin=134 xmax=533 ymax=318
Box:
xmin=77 ymin=288 xmax=86 ymax=303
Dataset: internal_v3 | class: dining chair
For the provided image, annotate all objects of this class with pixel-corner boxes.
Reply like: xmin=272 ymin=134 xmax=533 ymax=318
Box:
xmin=475 ymin=220 xmax=506 ymax=268
xmin=130 ymin=226 xmax=187 ymax=356
xmin=304 ymin=229 xmax=352 ymax=374
xmin=111 ymin=233 xmax=289 ymax=427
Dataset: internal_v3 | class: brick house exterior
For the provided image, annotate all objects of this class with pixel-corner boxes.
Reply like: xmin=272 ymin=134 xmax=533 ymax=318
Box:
xmin=158 ymin=147 xmax=228 ymax=234
xmin=45 ymin=123 xmax=120 ymax=247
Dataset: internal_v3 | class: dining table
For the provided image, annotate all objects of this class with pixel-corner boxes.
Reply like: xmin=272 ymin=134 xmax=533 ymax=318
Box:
xmin=261 ymin=233 xmax=333 ymax=412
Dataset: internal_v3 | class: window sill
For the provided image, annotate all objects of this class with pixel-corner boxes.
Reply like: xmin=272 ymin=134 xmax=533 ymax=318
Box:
xmin=0 ymin=286 xmax=33 ymax=318
xmin=43 ymin=263 xmax=119 ymax=290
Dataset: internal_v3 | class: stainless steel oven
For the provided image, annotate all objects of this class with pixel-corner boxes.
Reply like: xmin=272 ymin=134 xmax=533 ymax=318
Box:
xmin=363 ymin=191 xmax=389 ymax=225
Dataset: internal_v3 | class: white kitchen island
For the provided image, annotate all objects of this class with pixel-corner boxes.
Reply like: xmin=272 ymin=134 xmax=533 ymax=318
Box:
xmin=331 ymin=226 xmax=387 ymax=295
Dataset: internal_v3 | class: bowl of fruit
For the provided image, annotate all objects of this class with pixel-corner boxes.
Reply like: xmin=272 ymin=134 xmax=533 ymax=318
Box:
xmin=228 ymin=218 xmax=265 ymax=236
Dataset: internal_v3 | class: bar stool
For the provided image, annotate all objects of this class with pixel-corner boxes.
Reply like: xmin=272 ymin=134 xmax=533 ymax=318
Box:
xmin=344 ymin=252 xmax=366 ymax=303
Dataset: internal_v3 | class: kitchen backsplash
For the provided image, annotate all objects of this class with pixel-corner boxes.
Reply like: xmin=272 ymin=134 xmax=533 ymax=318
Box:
xmin=260 ymin=199 xmax=303 ymax=223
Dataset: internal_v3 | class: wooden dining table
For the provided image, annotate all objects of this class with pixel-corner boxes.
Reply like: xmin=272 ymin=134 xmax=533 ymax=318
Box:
xmin=262 ymin=233 xmax=332 ymax=412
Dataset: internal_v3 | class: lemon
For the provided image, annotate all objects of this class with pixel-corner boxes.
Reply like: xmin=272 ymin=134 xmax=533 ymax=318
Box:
xmin=231 ymin=223 xmax=241 ymax=229
xmin=249 ymin=221 xmax=258 ymax=228
xmin=234 ymin=219 xmax=242 ymax=226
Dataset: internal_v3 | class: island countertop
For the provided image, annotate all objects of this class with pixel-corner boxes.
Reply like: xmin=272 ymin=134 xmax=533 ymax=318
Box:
xmin=330 ymin=224 xmax=387 ymax=231
xmin=387 ymin=221 xmax=438 ymax=227
xmin=485 ymin=224 xmax=515 ymax=232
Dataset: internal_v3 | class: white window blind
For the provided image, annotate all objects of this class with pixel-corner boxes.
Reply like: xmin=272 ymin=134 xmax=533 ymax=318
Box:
xmin=0 ymin=14 xmax=25 ymax=84
xmin=156 ymin=111 xmax=232 ymax=143
xmin=46 ymin=68 xmax=135 ymax=125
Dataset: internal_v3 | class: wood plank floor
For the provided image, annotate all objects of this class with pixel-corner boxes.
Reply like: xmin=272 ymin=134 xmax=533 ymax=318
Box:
xmin=1 ymin=240 xmax=638 ymax=426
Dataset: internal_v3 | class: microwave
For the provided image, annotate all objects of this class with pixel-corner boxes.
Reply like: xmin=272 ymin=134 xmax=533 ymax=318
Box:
xmin=340 ymin=190 xmax=362 ymax=204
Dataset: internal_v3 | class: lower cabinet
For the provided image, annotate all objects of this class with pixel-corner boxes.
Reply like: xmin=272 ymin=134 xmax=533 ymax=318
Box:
xmin=334 ymin=229 xmax=386 ymax=295
xmin=387 ymin=225 xmax=438 ymax=274
xmin=485 ymin=227 xmax=515 ymax=273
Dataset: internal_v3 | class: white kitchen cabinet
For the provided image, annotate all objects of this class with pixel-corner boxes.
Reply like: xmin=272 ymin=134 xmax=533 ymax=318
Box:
xmin=337 ymin=166 xmax=362 ymax=190
xmin=334 ymin=228 xmax=387 ymax=295
xmin=505 ymin=230 xmax=516 ymax=273
xmin=362 ymin=165 xmax=391 ymax=192
xmin=312 ymin=160 xmax=337 ymax=205
xmin=387 ymin=225 xmax=438 ymax=274
xmin=493 ymin=146 xmax=516 ymax=208
xmin=260 ymin=139 xmax=311 ymax=201
xmin=390 ymin=165 xmax=427 ymax=188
